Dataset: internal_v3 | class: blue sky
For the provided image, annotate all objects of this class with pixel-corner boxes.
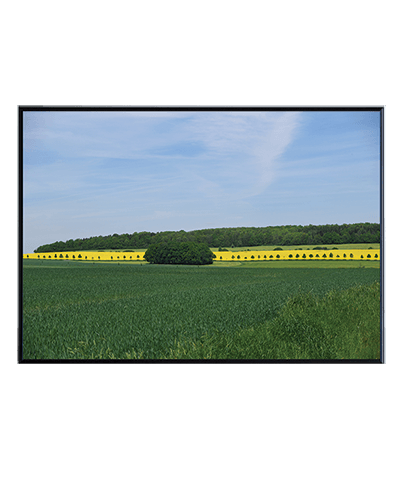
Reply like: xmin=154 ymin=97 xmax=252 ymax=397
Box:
xmin=22 ymin=110 xmax=380 ymax=253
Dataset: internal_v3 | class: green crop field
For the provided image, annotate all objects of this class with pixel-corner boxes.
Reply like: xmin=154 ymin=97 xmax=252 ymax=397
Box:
xmin=22 ymin=259 xmax=381 ymax=360
xmin=210 ymin=260 xmax=380 ymax=269
xmin=214 ymin=243 xmax=380 ymax=251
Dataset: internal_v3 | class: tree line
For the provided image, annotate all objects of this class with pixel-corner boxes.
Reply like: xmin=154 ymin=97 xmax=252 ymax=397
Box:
xmin=34 ymin=222 xmax=380 ymax=253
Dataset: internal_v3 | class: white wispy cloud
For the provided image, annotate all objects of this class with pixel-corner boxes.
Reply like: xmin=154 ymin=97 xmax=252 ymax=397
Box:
xmin=178 ymin=111 xmax=301 ymax=199
xmin=252 ymin=112 xmax=301 ymax=193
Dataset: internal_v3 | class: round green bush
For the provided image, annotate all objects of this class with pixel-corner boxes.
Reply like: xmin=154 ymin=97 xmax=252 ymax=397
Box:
xmin=144 ymin=241 xmax=214 ymax=265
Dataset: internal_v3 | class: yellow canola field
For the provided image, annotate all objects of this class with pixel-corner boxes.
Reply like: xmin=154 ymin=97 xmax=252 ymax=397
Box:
xmin=23 ymin=251 xmax=147 ymax=261
xmin=212 ymin=249 xmax=380 ymax=261
xmin=23 ymin=248 xmax=380 ymax=261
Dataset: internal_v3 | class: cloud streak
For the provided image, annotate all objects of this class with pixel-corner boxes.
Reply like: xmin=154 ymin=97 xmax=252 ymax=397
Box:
xmin=176 ymin=111 xmax=302 ymax=200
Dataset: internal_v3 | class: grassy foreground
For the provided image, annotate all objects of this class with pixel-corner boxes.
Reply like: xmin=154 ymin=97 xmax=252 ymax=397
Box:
xmin=164 ymin=282 xmax=380 ymax=360
xmin=22 ymin=260 xmax=381 ymax=360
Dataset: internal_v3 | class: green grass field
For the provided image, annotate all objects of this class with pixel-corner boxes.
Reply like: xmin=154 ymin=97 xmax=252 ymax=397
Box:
xmin=46 ymin=243 xmax=380 ymax=253
xmin=213 ymin=243 xmax=380 ymax=251
xmin=22 ymin=259 xmax=381 ymax=360
xmin=166 ymin=282 xmax=380 ymax=360
xmin=210 ymin=260 xmax=380 ymax=269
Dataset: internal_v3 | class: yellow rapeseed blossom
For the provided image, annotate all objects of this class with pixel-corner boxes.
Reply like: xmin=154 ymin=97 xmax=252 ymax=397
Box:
xmin=211 ymin=249 xmax=380 ymax=261
xmin=23 ymin=251 xmax=147 ymax=261
xmin=23 ymin=249 xmax=380 ymax=262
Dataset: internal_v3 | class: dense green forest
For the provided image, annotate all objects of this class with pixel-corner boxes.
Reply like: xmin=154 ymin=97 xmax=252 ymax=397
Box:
xmin=33 ymin=223 xmax=380 ymax=253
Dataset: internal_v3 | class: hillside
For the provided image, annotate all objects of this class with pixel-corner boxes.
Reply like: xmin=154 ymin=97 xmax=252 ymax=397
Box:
xmin=34 ymin=223 xmax=380 ymax=253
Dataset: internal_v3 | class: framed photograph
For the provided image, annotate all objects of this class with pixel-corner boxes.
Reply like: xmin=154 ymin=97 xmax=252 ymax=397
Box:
xmin=19 ymin=106 xmax=384 ymax=363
